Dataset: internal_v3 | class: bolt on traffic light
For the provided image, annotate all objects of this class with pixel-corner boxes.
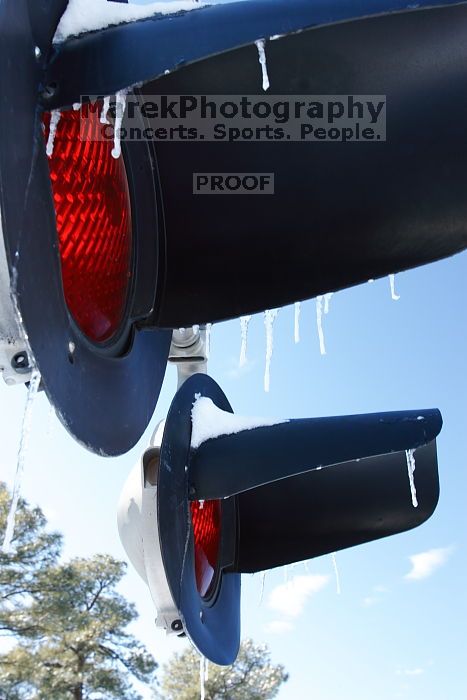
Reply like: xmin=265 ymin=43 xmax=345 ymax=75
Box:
xmin=1 ymin=0 xmax=467 ymax=453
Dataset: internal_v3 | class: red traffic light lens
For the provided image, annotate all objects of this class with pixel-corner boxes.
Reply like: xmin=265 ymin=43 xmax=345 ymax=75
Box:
xmin=190 ymin=500 xmax=221 ymax=597
xmin=43 ymin=106 xmax=132 ymax=343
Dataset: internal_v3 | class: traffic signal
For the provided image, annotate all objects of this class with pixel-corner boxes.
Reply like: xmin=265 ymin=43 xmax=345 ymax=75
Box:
xmin=1 ymin=0 xmax=467 ymax=454
xmin=118 ymin=373 xmax=441 ymax=664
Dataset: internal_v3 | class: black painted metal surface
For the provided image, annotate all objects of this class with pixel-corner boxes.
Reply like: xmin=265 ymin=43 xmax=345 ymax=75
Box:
xmin=235 ymin=441 xmax=440 ymax=572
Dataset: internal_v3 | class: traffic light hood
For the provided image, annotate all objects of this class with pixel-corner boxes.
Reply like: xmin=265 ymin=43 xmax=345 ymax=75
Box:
xmin=1 ymin=0 xmax=467 ymax=454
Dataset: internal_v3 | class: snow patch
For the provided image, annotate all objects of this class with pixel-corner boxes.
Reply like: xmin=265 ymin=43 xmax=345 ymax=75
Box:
xmin=54 ymin=0 xmax=205 ymax=43
xmin=190 ymin=395 xmax=286 ymax=449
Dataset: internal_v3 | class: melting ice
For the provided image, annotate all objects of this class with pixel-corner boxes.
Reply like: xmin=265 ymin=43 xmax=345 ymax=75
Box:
xmin=294 ymin=302 xmax=301 ymax=344
xmin=111 ymin=90 xmax=127 ymax=159
xmin=239 ymin=315 xmax=252 ymax=367
xmin=264 ymin=308 xmax=279 ymax=392
xmin=2 ymin=370 xmax=41 ymax=553
xmin=205 ymin=323 xmax=212 ymax=359
xmin=316 ymin=293 xmax=333 ymax=355
xmin=100 ymin=95 xmax=110 ymax=124
xmin=405 ymin=448 xmax=418 ymax=508
xmin=389 ymin=273 xmax=400 ymax=301
xmin=46 ymin=110 xmax=61 ymax=157
xmin=255 ymin=39 xmax=270 ymax=91
xmin=331 ymin=552 xmax=341 ymax=595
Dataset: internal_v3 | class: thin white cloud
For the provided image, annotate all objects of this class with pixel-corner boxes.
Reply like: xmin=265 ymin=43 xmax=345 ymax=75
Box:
xmin=396 ymin=668 xmax=424 ymax=677
xmin=405 ymin=546 xmax=454 ymax=581
xmin=362 ymin=596 xmax=378 ymax=607
xmin=265 ymin=620 xmax=294 ymax=635
xmin=268 ymin=574 xmax=330 ymax=617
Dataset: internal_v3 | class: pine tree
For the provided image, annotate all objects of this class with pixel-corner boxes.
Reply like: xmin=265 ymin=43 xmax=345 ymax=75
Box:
xmin=157 ymin=639 xmax=288 ymax=700
xmin=0 ymin=485 xmax=157 ymax=699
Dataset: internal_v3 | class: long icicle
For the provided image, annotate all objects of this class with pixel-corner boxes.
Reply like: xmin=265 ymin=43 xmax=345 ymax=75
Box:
xmin=294 ymin=302 xmax=301 ymax=344
xmin=239 ymin=315 xmax=252 ymax=367
xmin=2 ymin=369 xmax=41 ymax=553
xmin=205 ymin=323 xmax=212 ymax=359
xmin=264 ymin=309 xmax=279 ymax=392
xmin=405 ymin=449 xmax=418 ymax=508
xmin=331 ymin=553 xmax=341 ymax=595
xmin=255 ymin=39 xmax=270 ymax=91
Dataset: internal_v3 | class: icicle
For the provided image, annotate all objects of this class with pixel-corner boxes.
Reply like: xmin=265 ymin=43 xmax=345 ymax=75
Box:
xmin=389 ymin=273 xmax=400 ymax=301
xmin=324 ymin=292 xmax=333 ymax=314
xmin=199 ymin=499 xmax=205 ymax=510
xmin=205 ymin=323 xmax=212 ymax=359
xmin=259 ymin=571 xmax=266 ymax=605
xmin=331 ymin=553 xmax=341 ymax=595
xmin=100 ymin=95 xmax=110 ymax=124
xmin=405 ymin=449 xmax=418 ymax=508
xmin=46 ymin=403 xmax=55 ymax=438
xmin=294 ymin=302 xmax=301 ymax=344
xmin=239 ymin=315 xmax=252 ymax=367
xmin=2 ymin=370 xmax=41 ymax=553
xmin=111 ymin=90 xmax=127 ymax=159
xmin=316 ymin=296 xmax=326 ymax=355
xmin=199 ymin=656 xmax=206 ymax=700
xmin=46 ymin=110 xmax=61 ymax=157
xmin=204 ymin=661 xmax=209 ymax=682
xmin=255 ymin=39 xmax=270 ymax=91
xmin=316 ymin=293 xmax=333 ymax=355
xmin=264 ymin=308 xmax=279 ymax=392
xmin=72 ymin=102 xmax=81 ymax=111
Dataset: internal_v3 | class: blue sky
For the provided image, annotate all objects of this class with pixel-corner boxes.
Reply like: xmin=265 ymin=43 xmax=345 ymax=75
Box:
xmin=1 ymin=1 xmax=466 ymax=697
xmin=1 ymin=251 xmax=466 ymax=699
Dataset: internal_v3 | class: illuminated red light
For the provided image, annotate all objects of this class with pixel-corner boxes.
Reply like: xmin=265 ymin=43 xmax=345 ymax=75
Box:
xmin=43 ymin=106 xmax=132 ymax=343
xmin=190 ymin=500 xmax=221 ymax=597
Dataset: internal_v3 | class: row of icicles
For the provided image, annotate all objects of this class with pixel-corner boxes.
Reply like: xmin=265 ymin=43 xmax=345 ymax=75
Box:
xmin=234 ymin=274 xmax=400 ymax=395
xmin=44 ymin=36 xmax=272 ymax=161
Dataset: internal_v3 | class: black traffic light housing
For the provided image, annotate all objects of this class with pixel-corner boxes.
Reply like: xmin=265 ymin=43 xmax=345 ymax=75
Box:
xmin=1 ymin=0 xmax=466 ymax=454
xmin=138 ymin=373 xmax=440 ymax=664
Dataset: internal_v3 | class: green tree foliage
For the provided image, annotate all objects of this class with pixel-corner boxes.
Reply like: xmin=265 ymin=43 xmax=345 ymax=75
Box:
xmin=0 ymin=483 xmax=62 ymax=637
xmin=0 ymin=484 xmax=157 ymax=700
xmin=157 ymin=639 xmax=288 ymax=700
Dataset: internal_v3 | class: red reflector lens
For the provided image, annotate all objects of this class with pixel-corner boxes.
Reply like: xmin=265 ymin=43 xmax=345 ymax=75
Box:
xmin=43 ymin=106 xmax=132 ymax=343
xmin=190 ymin=500 xmax=221 ymax=597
